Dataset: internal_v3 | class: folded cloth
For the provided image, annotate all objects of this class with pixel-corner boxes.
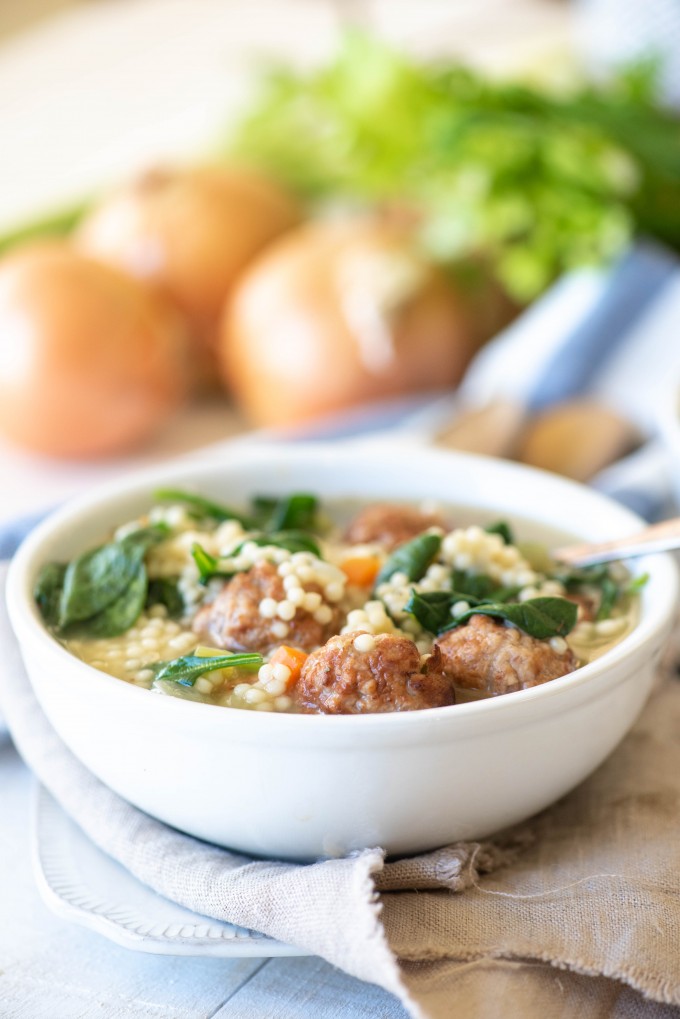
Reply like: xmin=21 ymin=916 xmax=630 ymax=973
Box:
xmin=3 ymin=558 xmax=680 ymax=1019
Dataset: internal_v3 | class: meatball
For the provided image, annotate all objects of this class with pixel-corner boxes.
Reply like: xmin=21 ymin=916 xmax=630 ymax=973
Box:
xmin=192 ymin=560 xmax=340 ymax=654
xmin=344 ymin=503 xmax=448 ymax=550
xmin=436 ymin=614 xmax=578 ymax=696
xmin=294 ymin=631 xmax=455 ymax=714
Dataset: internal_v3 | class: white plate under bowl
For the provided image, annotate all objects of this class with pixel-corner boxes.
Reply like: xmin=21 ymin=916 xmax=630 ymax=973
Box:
xmin=30 ymin=784 xmax=305 ymax=958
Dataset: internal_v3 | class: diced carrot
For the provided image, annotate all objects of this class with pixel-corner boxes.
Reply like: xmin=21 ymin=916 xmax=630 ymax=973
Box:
xmin=269 ymin=645 xmax=308 ymax=688
xmin=341 ymin=554 xmax=382 ymax=588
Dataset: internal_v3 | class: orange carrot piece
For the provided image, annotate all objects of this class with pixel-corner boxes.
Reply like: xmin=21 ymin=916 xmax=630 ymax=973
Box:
xmin=269 ymin=645 xmax=308 ymax=687
xmin=341 ymin=554 xmax=381 ymax=588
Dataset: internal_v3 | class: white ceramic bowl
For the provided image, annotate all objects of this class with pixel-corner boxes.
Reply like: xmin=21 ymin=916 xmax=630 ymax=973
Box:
xmin=7 ymin=444 xmax=679 ymax=860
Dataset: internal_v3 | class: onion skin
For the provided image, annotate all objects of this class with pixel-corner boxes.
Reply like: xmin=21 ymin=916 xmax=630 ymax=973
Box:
xmin=76 ymin=165 xmax=301 ymax=381
xmin=0 ymin=243 xmax=187 ymax=458
xmin=220 ymin=220 xmax=476 ymax=428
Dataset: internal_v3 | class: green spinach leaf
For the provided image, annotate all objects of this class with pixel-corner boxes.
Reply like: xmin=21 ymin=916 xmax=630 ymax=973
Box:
xmin=440 ymin=596 xmax=578 ymax=640
xmin=552 ymin=564 xmax=609 ymax=589
xmin=405 ymin=590 xmax=456 ymax=633
xmin=551 ymin=562 xmax=629 ymax=622
xmin=485 ymin=521 xmax=514 ymax=545
xmin=79 ymin=565 xmax=149 ymax=638
xmin=625 ymin=572 xmax=649 ymax=595
xmin=59 ymin=540 xmax=146 ymax=627
xmin=375 ymin=532 xmax=442 ymax=588
xmin=231 ymin=530 xmax=321 ymax=557
xmin=451 ymin=570 xmax=496 ymax=601
xmin=191 ymin=543 xmax=237 ymax=585
xmin=253 ymin=493 xmax=319 ymax=532
xmin=154 ymin=489 xmax=254 ymax=528
xmin=146 ymin=577 xmax=185 ymax=618
xmin=191 ymin=527 xmax=322 ymax=586
xmin=449 ymin=569 xmax=522 ymax=604
xmin=150 ymin=651 xmax=263 ymax=687
xmin=122 ymin=523 xmax=171 ymax=550
xmin=36 ymin=524 xmax=168 ymax=633
xmin=596 ymin=577 xmax=620 ymax=621
xmin=406 ymin=583 xmax=522 ymax=634
xmin=33 ymin=562 xmax=67 ymax=628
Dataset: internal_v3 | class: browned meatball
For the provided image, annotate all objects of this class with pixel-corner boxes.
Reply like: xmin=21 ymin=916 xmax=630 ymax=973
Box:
xmin=344 ymin=502 xmax=447 ymax=551
xmin=294 ymin=631 xmax=455 ymax=714
xmin=192 ymin=560 xmax=341 ymax=654
xmin=436 ymin=614 xmax=578 ymax=696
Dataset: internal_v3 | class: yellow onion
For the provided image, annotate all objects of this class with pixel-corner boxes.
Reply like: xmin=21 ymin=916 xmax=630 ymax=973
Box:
xmin=76 ymin=165 xmax=301 ymax=383
xmin=220 ymin=219 xmax=477 ymax=428
xmin=0 ymin=242 xmax=187 ymax=457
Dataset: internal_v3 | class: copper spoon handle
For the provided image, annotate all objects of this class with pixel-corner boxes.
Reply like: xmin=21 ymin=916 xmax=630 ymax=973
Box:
xmin=554 ymin=517 xmax=680 ymax=567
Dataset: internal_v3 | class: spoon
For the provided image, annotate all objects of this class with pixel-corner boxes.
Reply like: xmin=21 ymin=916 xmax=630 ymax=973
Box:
xmin=554 ymin=517 xmax=680 ymax=567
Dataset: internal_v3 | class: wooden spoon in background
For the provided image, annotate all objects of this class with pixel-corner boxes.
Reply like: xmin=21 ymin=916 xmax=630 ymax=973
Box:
xmin=434 ymin=398 xmax=641 ymax=482
xmin=514 ymin=400 xmax=641 ymax=482
xmin=433 ymin=398 xmax=526 ymax=460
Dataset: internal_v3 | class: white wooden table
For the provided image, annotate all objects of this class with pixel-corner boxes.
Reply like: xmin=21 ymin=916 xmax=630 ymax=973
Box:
xmin=0 ymin=3 xmax=570 ymax=1015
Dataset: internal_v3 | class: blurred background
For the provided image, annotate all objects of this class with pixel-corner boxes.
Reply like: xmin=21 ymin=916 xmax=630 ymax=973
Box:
xmin=1 ymin=0 xmax=680 ymax=521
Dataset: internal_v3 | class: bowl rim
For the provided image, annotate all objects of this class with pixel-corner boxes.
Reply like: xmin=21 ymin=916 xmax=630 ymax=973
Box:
xmin=7 ymin=441 xmax=679 ymax=732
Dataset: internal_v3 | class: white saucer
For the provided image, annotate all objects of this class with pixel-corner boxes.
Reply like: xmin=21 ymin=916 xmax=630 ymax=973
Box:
xmin=31 ymin=783 xmax=305 ymax=958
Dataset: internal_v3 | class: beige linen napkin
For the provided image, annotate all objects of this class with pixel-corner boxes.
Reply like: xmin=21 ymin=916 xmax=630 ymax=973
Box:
xmin=3 ymin=569 xmax=680 ymax=1019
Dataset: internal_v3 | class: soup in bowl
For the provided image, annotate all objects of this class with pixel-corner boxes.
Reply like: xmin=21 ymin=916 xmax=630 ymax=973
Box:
xmin=7 ymin=445 xmax=678 ymax=859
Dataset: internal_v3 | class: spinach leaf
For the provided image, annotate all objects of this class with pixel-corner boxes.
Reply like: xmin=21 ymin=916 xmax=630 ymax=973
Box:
xmin=250 ymin=495 xmax=278 ymax=519
xmin=33 ymin=562 xmax=67 ymax=628
xmin=451 ymin=570 xmax=497 ymax=601
xmin=553 ymin=563 xmax=609 ymax=589
xmin=154 ymin=489 xmax=254 ymax=528
xmin=59 ymin=540 xmax=146 ymax=627
xmin=375 ymin=532 xmax=442 ymax=588
xmin=253 ymin=493 xmax=319 ymax=532
xmin=79 ymin=565 xmax=149 ymax=638
xmin=551 ymin=562 xmax=629 ymax=623
xmin=589 ymin=567 xmax=646 ymax=622
xmin=440 ymin=597 xmax=578 ymax=640
xmin=146 ymin=577 xmax=184 ymax=618
xmin=271 ymin=493 xmax=318 ymax=531
xmin=191 ymin=527 xmax=322 ymax=585
xmin=405 ymin=583 xmax=522 ymax=634
xmin=150 ymin=651 xmax=263 ymax=687
xmin=57 ymin=523 xmax=167 ymax=629
xmin=625 ymin=572 xmax=649 ymax=595
xmin=450 ymin=569 xmax=522 ymax=604
xmin=596 ymin=577 xmax=620 ymax=622
xmin=405 ymin=590 xmax=456 ymax=633
xmin=485 ymin=521 xmax=514 ymax=545
xmin=191 ymin=543 xmax=237 ymax=585
xmin=122 ymin=523 xmax=171 ymax=550
xmin=231 ymin=530 xmax=321 ymax=557
xmin=36 ymin=524 xmax=169 ymax=633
